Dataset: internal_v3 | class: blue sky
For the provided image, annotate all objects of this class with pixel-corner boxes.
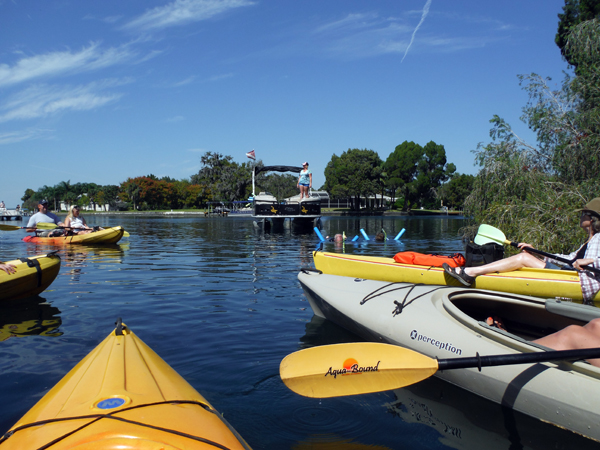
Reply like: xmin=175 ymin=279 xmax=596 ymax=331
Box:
xmin=1 ymin=0 xmax=570 ymax=207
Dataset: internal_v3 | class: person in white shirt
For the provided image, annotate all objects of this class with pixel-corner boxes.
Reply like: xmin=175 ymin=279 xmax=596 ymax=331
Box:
xmin=64 ymin=205 xmax=93 ymax=235
xmin=26 ymin=200 xmax=64 ymax=237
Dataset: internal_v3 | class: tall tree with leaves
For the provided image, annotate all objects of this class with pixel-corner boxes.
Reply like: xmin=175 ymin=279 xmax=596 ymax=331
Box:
xmin=324 ymin=149 xmax=382 ymax=210
xmin=556 ymin=0 xmax=600 ymax=68
xmin=383 ymin=141 xmax=423 ymax=210
xmin=465 ymin=18 xmax=600 ymax=252
xmin=414 ymin=141 xmax=456 ymax=208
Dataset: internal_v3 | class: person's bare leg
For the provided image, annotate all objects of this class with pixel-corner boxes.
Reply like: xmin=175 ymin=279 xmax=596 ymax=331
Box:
xmin=464 ymin=252 xmax=545 ymax=277
xmin=533 ymin=318 xmax=600 ymax=367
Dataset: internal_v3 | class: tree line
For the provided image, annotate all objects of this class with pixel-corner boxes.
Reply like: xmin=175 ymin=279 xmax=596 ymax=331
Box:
xmin=21 ymin=143 xmax=470 ymax=213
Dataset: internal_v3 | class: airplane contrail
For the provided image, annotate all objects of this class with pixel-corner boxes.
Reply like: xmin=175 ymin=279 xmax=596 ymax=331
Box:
xmin=402 ymin=0 xmax=432 ymax=63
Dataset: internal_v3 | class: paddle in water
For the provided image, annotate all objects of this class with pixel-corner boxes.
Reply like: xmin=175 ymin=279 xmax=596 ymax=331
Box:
xmin=474 ymin=224 xmax=600 ymax=275
xmin=280 ymin=342 xmax=600 ymax=398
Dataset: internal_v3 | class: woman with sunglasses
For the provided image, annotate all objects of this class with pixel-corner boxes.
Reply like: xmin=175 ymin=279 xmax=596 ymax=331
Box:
xmin=444 ymin=198 xmax=600 ymax=304
xmin=64 ymin=205 xmax=94 ymax=235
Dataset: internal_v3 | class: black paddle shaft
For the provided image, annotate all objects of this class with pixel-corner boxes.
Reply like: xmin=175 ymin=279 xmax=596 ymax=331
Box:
xmin=437 ymin=347 xmax=600 ymax=372
xmin=506 ymin=240 xmax=600 ymax=276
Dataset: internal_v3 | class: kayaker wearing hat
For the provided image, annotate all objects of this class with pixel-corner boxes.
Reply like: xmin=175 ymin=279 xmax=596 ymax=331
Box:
xmin=444 ymin=198 xmax=600 ymax=304
xmin=297 ymin=162 xmax=312 ymax=201
xmin=26 ymin=200 xmax=65 ymax=237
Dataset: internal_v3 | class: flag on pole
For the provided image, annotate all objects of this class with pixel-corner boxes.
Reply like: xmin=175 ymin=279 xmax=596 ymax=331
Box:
xmin=246 ymin=149 xmax=256 ymax=160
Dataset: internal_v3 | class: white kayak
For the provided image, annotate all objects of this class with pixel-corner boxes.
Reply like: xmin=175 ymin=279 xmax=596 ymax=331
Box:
xmin=298 ymin=269 xmax=600 ymax=441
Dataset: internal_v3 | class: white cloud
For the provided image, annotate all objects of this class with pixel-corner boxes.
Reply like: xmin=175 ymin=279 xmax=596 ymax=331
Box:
xmin=124 ymin=0 xmax=255 ymax=31
xmin=0 ymin=128 xmax=54 ymax=145
xmin=0 ymin=43 xmax=135 ymax=87
xmin=0 ymin=80 xmax=125 ymax=123
xmin=310 ymin=6 xmax=510 ymax=61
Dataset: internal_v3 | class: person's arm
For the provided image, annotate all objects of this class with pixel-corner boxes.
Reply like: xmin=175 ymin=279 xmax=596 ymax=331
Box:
xmin=581 ymin=233 xmax=600 ymax=269
xmin=52 ymin=213 xmax=65 ymax=227
xmin=64 ymin=217 xmax=71 ymax=228
xmin=26 ymin=215 xmax=37 ymax=232
xmin=309 ymin=172 xmax=312 ymax=188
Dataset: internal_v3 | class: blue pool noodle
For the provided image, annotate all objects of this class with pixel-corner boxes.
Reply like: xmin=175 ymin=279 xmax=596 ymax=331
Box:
xmin=352 ymin=235 xmax=359 ymax=241
xmin=394 ymin=228 xmax=406 ymax=240
xmin=360 ymin=229 xmax=369 ymax=240
xmin=314 ymin=227 xmax=326 ymax=242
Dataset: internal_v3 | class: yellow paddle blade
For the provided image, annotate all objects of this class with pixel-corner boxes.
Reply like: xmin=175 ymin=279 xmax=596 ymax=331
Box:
xmin=123 ymin=230 xmax=130 ymax=237
xmin=35 ymin=222 xmax=59 ymax=229
xmin=280 ymin=343 xmax=438 ymax=398
xmin=0 ymin=224 xmax=23 ymax=231
xmin=474 ymin=224 xmax=508 ymax=246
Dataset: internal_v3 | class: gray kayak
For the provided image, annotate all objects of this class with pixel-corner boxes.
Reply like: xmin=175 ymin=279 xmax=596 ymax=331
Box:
xmin=298 ymin=269 xmax=600 ymax=441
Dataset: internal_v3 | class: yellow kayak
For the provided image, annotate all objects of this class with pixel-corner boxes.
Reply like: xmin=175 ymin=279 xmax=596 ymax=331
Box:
xmin=313 ymin=251 xmax=600 ymax=303
xmin=0 ymin=253 xmax=61 ymax=301
xmin=0 ymin=320 xmax=252 ymax=450
xmin=22 ymin=226 xmax=125 ymax=245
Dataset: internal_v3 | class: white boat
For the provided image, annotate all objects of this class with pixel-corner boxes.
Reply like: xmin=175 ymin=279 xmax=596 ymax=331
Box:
xmin=251 ymin=165 xmax=321 ymax=230
xmin=298 ymin=269 xmax=600 ymax=441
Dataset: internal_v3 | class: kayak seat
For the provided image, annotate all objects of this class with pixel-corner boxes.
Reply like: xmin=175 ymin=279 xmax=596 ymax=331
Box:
xmin=478 ymin=321 xmax=553 ymax=352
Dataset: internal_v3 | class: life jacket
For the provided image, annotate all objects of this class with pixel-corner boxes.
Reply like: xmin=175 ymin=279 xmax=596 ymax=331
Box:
xmin=393 ymin=251 xmax=466 ymax=268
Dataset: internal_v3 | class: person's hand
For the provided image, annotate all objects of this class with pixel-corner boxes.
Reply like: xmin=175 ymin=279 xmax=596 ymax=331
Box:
xmin=0 ymin=264 xmax=17 ymax=275
xmin=517 ymin=243 xmax=533 ymax=251
xmin=573 ymin=258 xmax=595 ymax=271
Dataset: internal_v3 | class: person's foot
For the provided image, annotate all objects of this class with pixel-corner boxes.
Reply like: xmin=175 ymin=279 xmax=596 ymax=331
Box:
xmin=486 ymin=316 xmax=506 ymax=331
xmin=443 ymin=263 xmax=475 ymax=287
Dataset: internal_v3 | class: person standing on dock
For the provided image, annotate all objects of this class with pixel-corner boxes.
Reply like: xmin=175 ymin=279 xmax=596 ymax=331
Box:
xmin=297 ymin=162 xmax=312 ymax=200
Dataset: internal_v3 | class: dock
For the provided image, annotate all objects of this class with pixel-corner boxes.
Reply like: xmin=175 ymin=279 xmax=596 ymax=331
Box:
xmin=0 ymin=209 xmax=24 ymax=221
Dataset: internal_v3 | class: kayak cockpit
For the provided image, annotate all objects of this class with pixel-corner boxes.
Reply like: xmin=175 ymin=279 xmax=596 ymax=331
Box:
xmin=444 ymin=290 xmax=600 ymax=343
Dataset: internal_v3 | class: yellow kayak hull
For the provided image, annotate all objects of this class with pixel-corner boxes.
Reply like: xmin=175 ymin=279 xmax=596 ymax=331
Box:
xmin=22 ymin=226 xmax=125 ymax=245
xmin=0 ymin=322 xmax=251 ymax=449
xmin=313 ymin=251 xmax=599 ymax=303
xmin=0 ymin=253 xmax=61 ymax=301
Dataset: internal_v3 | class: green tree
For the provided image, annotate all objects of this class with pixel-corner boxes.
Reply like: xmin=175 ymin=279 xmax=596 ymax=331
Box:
xmin=261 ymin=173 xmax=298 ymax=200
xmin=439 ymin=174 xmax=474 ymax=209
xmin=465 ymin=18 xmax=600 ymax=252
xmin=323 ymin=148 xmax=382 ymax=210
xmin=414 ymin=141 xmax=456 ymax=208
xmin=556 ymin=0 xmax=600 ymax=67
xmin=383 ymin=141 xmax=423 ymax=211
xmin=21 ymin=188 xmax=37 ymax=211
xmin=190 ymin=152 xmax=250 ymax=202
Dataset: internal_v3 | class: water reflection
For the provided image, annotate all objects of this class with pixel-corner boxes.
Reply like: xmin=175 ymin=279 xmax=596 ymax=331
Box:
xmin=0 ymin=296 xmax=62 ymax=341
xmin=386 ymin=376 xmax=600 ymax=450
xmin=62 ymin=244 xmax=128 ymax=282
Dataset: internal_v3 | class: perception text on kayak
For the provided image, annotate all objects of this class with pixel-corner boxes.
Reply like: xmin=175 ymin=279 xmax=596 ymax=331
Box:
xmin=410 ymin=329 xmax=462 ymax=355
xmin=324 ymin=361 xmax=381 ymax=378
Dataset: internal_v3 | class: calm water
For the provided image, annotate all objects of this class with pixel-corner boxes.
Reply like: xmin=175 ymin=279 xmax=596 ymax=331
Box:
xmin=0 ymin=215 xmax=597 ymax=450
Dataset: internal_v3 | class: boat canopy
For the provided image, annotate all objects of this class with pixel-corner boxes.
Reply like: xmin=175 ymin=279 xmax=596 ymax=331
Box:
xmin=252 ymin=165 xmax=303 ymax=196
xmin=254 ymin=165 xmax=302 ymax=175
